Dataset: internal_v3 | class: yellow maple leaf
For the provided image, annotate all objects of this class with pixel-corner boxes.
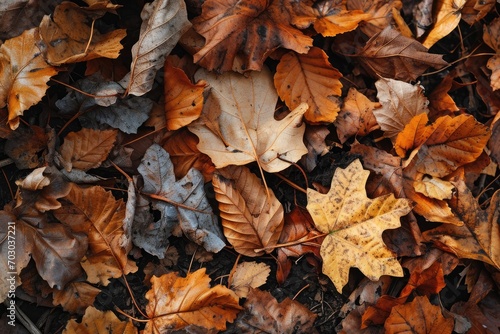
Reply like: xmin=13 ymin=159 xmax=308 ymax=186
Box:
xmin=307 ymin=159 xmax=412 ymax=292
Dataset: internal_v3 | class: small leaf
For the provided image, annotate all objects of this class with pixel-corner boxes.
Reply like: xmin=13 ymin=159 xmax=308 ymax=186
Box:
xmin=63 ymin=306 xmax=136 ymax=334
xmin=53 ymin=282 xmax=101 ymax=315
xmin=230 ymin=261 xmax=270 ymax=298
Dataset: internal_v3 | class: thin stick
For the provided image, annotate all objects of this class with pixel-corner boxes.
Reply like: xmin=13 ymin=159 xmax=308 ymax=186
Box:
xmin=293 ymin=284 xmax=310 ymax=300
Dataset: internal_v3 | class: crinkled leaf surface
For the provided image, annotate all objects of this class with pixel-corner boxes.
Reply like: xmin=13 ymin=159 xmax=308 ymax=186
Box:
xmin=137 ymin=144 xmax=225 ymax=253
xmin=189 ymin=67 xmax=308 ymax=173
xmin=63 ymin=306 xmax=137 ymax=334
xmin=307 ymin=159 xmax=412 ymax=292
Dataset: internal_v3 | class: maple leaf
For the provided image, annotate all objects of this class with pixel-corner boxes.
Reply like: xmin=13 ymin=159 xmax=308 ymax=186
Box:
xmin=63 ymin=306 xmax=137 ymax=334
xmin=121 ymin=0 xmax=191 ymax=96
xmin=307 ymin=159 xmax=412 ymax=292
xmin=229 ymin=261 xmax=271 ymax=298
xmin=356 ymin=27 xmax=448 ymax=82
xmin=421 ymin=0 xmax=466 ymax=49
xmin=191 ymin=0 xmax=312 ymax=72
xmin=0 ymin=27 xmax=58 ymax=129
xmin=212 ymin=165 xmax=284 ymax=257
xmin=274 ymin=47 xmax=343 ymax=123
xmin=144 ymin=268 xmax=241 ymax=333
xmin=234 ymin=288 xmax=318 ymax=333
xmin=36 ymin=2 xmax=126 ymax=66
xmin=137 ymin=143 xmax=226 ymax=253
xmin=188 ymin=67 xmax=308 ymax=173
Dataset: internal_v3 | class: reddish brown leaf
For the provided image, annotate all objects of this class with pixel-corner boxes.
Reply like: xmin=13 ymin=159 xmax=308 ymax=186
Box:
xmin=53 ymin=282 xmax=101 ymax=315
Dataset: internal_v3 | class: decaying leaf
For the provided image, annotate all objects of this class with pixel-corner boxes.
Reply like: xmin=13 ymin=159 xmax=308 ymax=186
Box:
xmin=144 ymin=269 xmax=241 ymax=333
xmin=52 ymin=282 xmax=101 ymax=314
xmin=230 ymin=261 xmax=271 ymax=298
xmin=192 ymin=0 xmax=312 ymax=73
xmin=63 ymin=306 xmax=137 ymax=334
xmin=484 ymin=17 xmax=500 ymax=91
xmin=37 ymin=1 xmax=126 ymax=65
xmin=137 ymin=144 xmax=226 ymax=253
xmin=307 ymin=159 xmax=412 ymax=292
xmin=122 ymin=0 xmax=191 ymax=96
xmin=189 ymin=67 xmax=308 ymax=173
xmin=356 ymin=27 xmax=448 ymax=82
xmin=0 ymin=28 xmax=58 ymax=129
xmin=234 ymin=288 xmax=318 ymax=333
xmin=212 ymin=165 xmax=284 ymax=257
xmin=274 ymin=47 xmax=343 ymax=123
xmin=302 ymin=125 xmax=330 ymax=171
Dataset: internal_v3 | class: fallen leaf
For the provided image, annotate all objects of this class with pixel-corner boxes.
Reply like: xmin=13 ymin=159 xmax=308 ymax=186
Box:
xmin=384 ymin=296 xmax=454 ymax=334
xmin=484 ymin=17 xmax=500 ymax=91
xmin=234 ymin=288 xmax=318 ymax=334
xmin=307 ymin=159 xmax=412 ymax=292
xmin=335 ymin=87 xmax=380 ymax=143
xmin=63 ymin=306 xmax=137 ymax=334
xmin=4 ymin=125 xmax=48 ymax=169
xmin=347 ymin=0 xmax=403 ymax=37
xmin=137 ymin=144 xmax=226 ymax=253
xmin=59 ymin=128 xmax=117 ymax=172
xmin=212 ymin=165 xmax=284 ymax=257
xmin=189 ymin=67 xmax=308 ymax=173
xmin=462 ymin=0 xmax=496 ymax=25
xmin=230 ymin=261 xmax=271 ymax=298
xmin=122 ymin=0 xmax=191 ymax=96
xmin=192 ymin=0 xmax=312 ymax=72
xmin=356 ymin=27 xmax=448 ymax=81
xmin=164 ymin=60 xmax=206 ymax=130
xmin=0 ymin=28 xmax=59 ymax=129
xmin=144 ymin=269 xmax=241 ymax=333
xmin=52 ymin=282 xmax=101 ymax=314
xmin=421 ymin=0 xmax=466 ymax=49
xmin=373 ymin=78 xmax=429 ymax=141
xmin=428 ymin=74 xmax=460 ymax=113
xmin=37 ymin=2 xmax=126 ymax=65
xmin=274 ymin=46 xmax=343 ymax=123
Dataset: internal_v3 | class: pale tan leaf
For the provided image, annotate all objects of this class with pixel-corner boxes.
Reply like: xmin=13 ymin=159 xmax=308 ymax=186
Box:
xmin=0 ymin=28 xmax=58 ymax=129
xmin=274 ymin=47 xmax=342 ymax=123
xmin=421 ymin=0 xmax=466 ymax=49
xmin=123 ymin=0 xmax=191 ymax=96
xmin=414 ymin=176 xmax=455 ymax=200
xmin=15 ymin=167 xmax=50 ymax=190
xmin=63 ymin=306 xmax=137 ymax=334
xmin=189 ymin=67 xmax=308 ymax=173
xmin=307 ymin=159 xmax=411 ymax=292
xmin=212 ymin=165 xmax=284 ymax=257
xmin=144 ymin=269 xmax=241 ymax=332
xmin=59 ymin=128 xmax=117 ymax=172
xmin=230 ymin=261 xmax=270 ymax=298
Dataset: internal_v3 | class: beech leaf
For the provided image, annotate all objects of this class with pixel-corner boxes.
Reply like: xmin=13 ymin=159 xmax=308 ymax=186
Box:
xmin=189 ymin=67 xmax=308 ymax=173
xmin=122 ymin=0 xmax=191 ymax=96
xmin=307 ymin=159 xmax=412 ymax=292
xmin=144 ymin=268 xmax=241 ymax=332
xmin=212 ymin=165 xmax=284 ymax=257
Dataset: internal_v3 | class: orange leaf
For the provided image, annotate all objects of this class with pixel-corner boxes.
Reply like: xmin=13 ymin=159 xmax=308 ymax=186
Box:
xmin=192 ymin=0 xmax=312 ymax=72
xmin=63 ymin=306 xmax=136 ymax=334
xmin=384 ymin=296 xmax=454 ymax=334
xmin=274 ymin=47 xmax=343 ymax=123
xmin=59 ymin=128 xmax=117 ymax=172
xmin=37 ymin=2 xmax=126 ymax=66
xmin=53 ymin=282 xmax=101 ymax=314
xmin=0 ymin=28 xmax=58 ymax=129
xmin=144 ymin=269 xmax=241 ymax=332
xmin=212 ymin=165 xmax=284 ymax=257
xmin=428 ymin=74 xmax=460 ymax=113
xmin=347 ymin=0 xmax=403 ymax=37
xmin=421 ymin=0 xmax=466 ymax=49
xmin=164 ymin=60 xmax=206 ymax=130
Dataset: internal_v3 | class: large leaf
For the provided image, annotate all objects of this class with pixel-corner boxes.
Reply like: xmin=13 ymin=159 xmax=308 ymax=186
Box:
xmin=307 ymin=159 xmax=412 ymax=292
xmin=274 ymin=47 xmax=343 ymax=123
xmin=0 ymin=28 xmax=58 ymax=129
xmin=122 ymin=0 xmax=191 ymax=96
xmin=137 ymin=144 xmax=226 ymax=253
xmin=189 ymin=67 xmax=308 ymax=173
xmin=192 ymin=0 xmax=312 ymax=72
xmin=212 ymin=165 xmax=284 ymax=257
xmin=144 ymin=269 xmax=241 ymax=333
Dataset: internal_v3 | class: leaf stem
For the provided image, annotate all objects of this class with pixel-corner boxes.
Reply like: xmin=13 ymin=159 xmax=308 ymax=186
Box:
xmin=254 ymin=233 xmax=327 ymax=253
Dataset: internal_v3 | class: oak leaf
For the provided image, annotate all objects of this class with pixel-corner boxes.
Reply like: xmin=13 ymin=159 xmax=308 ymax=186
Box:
xmin=212 ymin=165 xmax=284 ymax=257
xmin=59 ymin=128 xmax=117 ymax=172
xmin=164 ymin=60 xmax=206 ymax=130
xmin=230 ymin=261 xmax=271 ymax=298
xmin=307 ymin=159 xmax=412 ymax=292
xmin=192 ymin=0 xmax=312 ymax=72
xmin=421 ymin=0 xmax=466 ymax=49
xmin=374 ymin=78 xmax=430 ymax=141
xmin=37 ymin=2 xmax=126 ymax=66
xmin=189 ymin=67 xmax=308 ymax=173
xmin=0 ymin=28 xmax=58 ymax=129
xmin=63 ymin=306 xmax=136 ymax=334
xmin=356 ymin=27 xmax=448 ymax=82
xmin=122 ymin=0 xmax=191 ymax=96
xmin=137 ymin=144 xmax=226 ymax=253
xmin=384 ymin=296 xmax=454 ymax=334
xmin=144 ymin=269 xmax=241 ymax=333
xmin=234 ymin=288 xmax=318 ymax=334
xmin=274 ymin=47 xmax=343 ymax=123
